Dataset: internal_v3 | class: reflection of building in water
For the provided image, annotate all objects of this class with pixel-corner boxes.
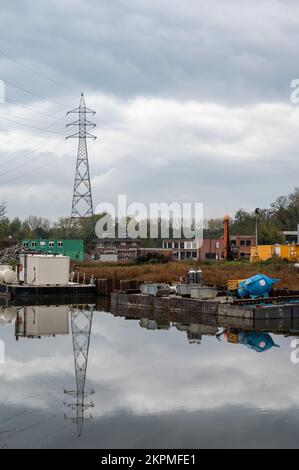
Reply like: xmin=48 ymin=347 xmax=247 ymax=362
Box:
xmin=64 ymin=305 xmax=94 ymax=437
xmin=0 ymin=307 xmax=17 ymax=325
xmin=15 ymin=306 xmax=69 ymax=339
xmin=139 ymin=318 xmax=170 ymax=330
xmin=139 ymin=317 xmax=218 ymax=343
xmin=173 ymin=322 xmax=218 ymax=344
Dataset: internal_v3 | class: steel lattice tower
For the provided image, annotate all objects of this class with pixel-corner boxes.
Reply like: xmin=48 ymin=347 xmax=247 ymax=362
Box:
xmin=64 ymin=306 xmax=95 ymax=436
xmin=66 ymin=93 xmax=96 ymax=229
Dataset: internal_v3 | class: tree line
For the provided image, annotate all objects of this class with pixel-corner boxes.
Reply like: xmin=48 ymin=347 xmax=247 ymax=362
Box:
xmin=0 ymin=187 xmax=298 ymax=246
xmin=204 ymin=187 xmax=298 ymax=243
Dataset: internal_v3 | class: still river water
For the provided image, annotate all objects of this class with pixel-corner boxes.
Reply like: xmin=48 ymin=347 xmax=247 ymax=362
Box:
xmin=0 ymin=298 xmax=299 ymax=449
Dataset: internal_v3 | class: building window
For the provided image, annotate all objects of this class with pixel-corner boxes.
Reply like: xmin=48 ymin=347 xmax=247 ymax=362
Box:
xmin=23 ymin=242 xmax=29 ymax=247
xmin=31 ymin=242 xmax=37 ymax=248
xmin=240 ymin=240 xmax=245 ymax=246
xmin=192 ymin=251 xmax=197 ymax=258
xmin=180 ymin=242 xmax=184 ymax=249
xmin=246 ymin=240 xmax=251 ymax=246
xmin=240 ymin=252 xmax=245 ymax=257
xmin=40 ymin=241 xmax=46 ymax=247
xmin=206 ymin=253 xmax=216 ymax=260
xmin=57 ymin=241 xmax=63 ymax=248
xmin=167 ymin=242 xmax=172 ymax=249
xmin=49 ymin=241 xmax=55 ymax=248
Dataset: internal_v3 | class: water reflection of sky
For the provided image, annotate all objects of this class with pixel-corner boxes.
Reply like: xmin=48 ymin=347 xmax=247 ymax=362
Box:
xmin=0 ymin=305 xmax=299 ymax=448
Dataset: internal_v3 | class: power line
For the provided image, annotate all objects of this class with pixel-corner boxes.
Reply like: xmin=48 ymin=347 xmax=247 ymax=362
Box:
xmin=0 ymin=113 xmax=69 ymax=177
xmin=0 ymin=110 xmax=61 ymax=125
xmin=0 ymin=115 xmax=65 ymax=135
xmin=3 ymin=145 xmax=72 ymax=185
xmin=0 ymin=48 xmax=78 ymax=94
xmin=0 ymin=115 xmax=66 ymax=167
xmin=4 ymin=79 xmax=69 ymax=109
xmin=0 ymin=138 xmax=62 ymax=178
xmin=6 ymin=98 xmax=56 ymax=118
xmin=0 ymin=132 xmax=61 ymax=171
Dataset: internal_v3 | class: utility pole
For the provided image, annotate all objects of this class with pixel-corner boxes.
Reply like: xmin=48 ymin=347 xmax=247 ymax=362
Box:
xmin=66 ymin=93 xmax=96 ymax=232
xmin=255 ymin=208 xmax=260 ymax=255
xmin=64 ymin=305 xmax=95 ymax=436
xmin=223 ymin=214 xmax=231 ymax=260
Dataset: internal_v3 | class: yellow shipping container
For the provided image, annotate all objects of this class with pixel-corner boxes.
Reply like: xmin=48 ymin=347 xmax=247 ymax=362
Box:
xmin=250 ymin=245 xmax=274 ymax=262
xmin=250 ymin=244 xmax=299 ymax=262
xmin=280 ymin=244 xmax=299 ymax=261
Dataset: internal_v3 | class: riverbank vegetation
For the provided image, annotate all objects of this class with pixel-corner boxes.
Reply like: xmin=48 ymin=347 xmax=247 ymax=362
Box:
xmin=75 ymin=259 xmax=299 ymax=290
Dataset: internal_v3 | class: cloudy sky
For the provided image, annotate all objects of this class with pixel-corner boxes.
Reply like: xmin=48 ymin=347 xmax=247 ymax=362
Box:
xmin=0 ymin=0 xmax=298 ymax=221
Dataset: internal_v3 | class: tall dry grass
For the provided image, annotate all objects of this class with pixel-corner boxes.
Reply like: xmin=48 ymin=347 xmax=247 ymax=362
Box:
xmin=74 ymin=260 xmax=299 ymax=289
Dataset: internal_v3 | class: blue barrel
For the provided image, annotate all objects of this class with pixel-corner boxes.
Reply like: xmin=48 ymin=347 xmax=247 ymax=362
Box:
xmin=238 ymin=274 xmax=280 ymax=298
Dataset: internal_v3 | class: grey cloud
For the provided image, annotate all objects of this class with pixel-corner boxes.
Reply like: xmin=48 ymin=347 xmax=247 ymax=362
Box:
xmin=0 ymin=0 xmax=298 ymax=103
xmin=1 ymin=96 xmax=298 ymax=219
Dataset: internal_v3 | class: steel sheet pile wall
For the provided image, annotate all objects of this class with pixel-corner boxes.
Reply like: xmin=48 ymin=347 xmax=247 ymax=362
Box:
xmin=111 ymin=292 xmax=219 ymax=315
xmin=96 ymin=279 xmax=140 ymax=296
xmin=111 ymin=291 xmax=299 ymax=320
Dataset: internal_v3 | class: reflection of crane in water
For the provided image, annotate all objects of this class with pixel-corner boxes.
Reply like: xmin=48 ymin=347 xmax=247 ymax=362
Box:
xmin=64 ymin=305 xmax=94 ymax=436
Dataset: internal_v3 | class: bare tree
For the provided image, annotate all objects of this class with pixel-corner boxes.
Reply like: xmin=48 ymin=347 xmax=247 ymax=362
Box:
xmin=52 ymin=217 xmax=71 ymax=238
xmin=207 ymin=217 xmax=224 ymax=232
xmin=0 ymin=202 xmax=7 ymax=222
xmin=26 ymin=216 xmax=51 ymax=232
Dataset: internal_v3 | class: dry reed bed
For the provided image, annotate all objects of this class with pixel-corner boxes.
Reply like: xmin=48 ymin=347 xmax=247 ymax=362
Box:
xmin=74 ymin=261 xmax=299 ymax=290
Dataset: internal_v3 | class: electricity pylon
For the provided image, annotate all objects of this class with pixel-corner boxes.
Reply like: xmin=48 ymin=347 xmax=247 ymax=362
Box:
xmin=64 ymin=306 xmax=95 ymax=437
xmin=66 ymin=93 xmax=96 ymax=230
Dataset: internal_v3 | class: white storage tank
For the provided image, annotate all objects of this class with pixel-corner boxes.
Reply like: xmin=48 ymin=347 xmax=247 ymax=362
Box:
xmin=0 ymin=265 xmax=12 ymax=272
xmin=0 ymin=269 xmax=16 ymax=284
xmin=18 ymin=254 xmax=70 ymax=286
xmin=1 ymin=269 xmax=16 ymax=284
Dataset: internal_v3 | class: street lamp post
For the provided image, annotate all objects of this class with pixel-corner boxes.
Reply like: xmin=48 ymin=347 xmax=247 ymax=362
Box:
xmin=255 ymin=208 xmax=260 ymax=255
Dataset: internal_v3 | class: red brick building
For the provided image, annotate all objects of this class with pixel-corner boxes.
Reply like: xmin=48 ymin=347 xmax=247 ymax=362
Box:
xmin=161 ymin=235 xmax=256 ymax=261
xmin=217 ymin=235 xmax=256 ymax=260
xmin=96 ymin=235 xmax=256 ymax=262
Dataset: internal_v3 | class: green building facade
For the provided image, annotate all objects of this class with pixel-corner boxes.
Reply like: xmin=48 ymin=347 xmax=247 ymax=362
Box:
xmin=21 ymin=239 xmax=84 ymax=261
